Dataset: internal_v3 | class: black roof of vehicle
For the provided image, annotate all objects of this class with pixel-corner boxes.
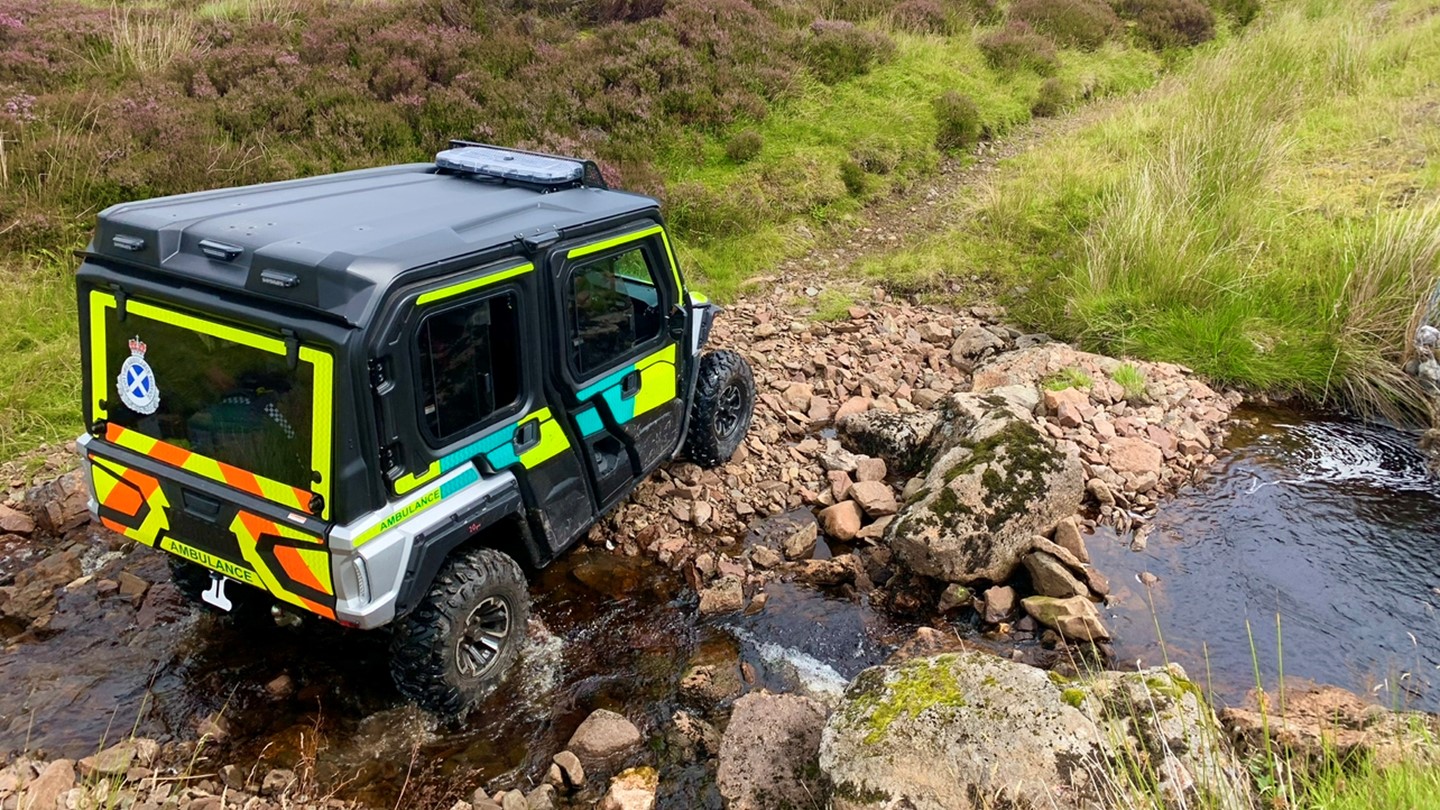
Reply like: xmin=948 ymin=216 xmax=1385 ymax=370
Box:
xmin=85 ymin=152 xmax=661 ymax=328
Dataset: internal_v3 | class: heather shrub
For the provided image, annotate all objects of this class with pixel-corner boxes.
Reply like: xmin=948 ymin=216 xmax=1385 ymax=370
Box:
xmin=1114 ymin=0 xmax=1216 ymax=48
xmin=0 ymin=0 xmax=111 ymax=88
xmin=891 ymin=0 xmax=955 ymax=34
xmin=803 ymin=20 xmax=896 ymax=84
xmin=580 ymin=0 xmax=669 ymax=24
xmin=933 ymin=90 xmax=982 ymax=153
xmin=977 ymin=21 xmax=1060 ymax=75
xmin=851 ymin=135 xmax=903 ymax=174
xmin=1008 ymin=0 xmax=1120 ymax=49
xmin=1030 ymin=76 xmax=1068 ymax=116
xmin=725 ymin=129 xmax=763 ymax=163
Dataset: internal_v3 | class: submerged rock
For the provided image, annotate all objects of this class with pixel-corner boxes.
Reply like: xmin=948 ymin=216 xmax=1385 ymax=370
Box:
xmin=885 ymin=393 xmax=1084 ymax=584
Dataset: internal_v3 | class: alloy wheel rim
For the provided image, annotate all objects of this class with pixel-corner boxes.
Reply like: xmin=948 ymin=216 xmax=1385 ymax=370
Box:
xmin=715 ymin=382 xmax=745 ymax=439
xmin=456 ymin=596 xmax=511 ymax=679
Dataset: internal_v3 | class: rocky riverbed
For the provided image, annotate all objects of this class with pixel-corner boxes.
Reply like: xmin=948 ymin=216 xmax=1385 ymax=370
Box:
xmin=1 ymin=276 xmax=1435 ymax=809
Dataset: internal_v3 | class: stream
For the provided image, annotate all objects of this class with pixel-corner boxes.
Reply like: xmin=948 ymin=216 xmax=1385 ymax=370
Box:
xmin=1091 ymin=404 xmax=1440 ymax=712
xmin=3 ymin=403 xmax=1439 ymax=805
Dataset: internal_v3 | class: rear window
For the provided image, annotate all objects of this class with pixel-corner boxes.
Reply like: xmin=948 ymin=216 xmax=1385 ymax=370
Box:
xmin=101 ymin=307 xmax=315 ymax=490
xmin=416 ymin=293 xmax=522 ymax=444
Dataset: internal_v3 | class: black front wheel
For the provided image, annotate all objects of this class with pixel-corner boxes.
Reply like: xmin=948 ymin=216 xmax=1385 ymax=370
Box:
xmin=685 ymin=350 xmax=756 ymax=468
xmin=389 ymin=547 xmax=530 ymax=716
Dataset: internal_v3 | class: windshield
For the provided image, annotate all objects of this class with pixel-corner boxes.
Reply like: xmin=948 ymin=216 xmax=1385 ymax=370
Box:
xmin=99 ymin=304 xmax=316 ymax=491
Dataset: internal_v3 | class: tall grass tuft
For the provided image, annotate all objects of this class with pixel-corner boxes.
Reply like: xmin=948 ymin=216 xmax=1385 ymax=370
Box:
xmin=95 ymin=3 xmax=201 ymax=75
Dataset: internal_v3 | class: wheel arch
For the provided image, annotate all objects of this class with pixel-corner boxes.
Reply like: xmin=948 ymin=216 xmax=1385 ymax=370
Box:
xmin=392 ymin=504 xmax=543 ymax=619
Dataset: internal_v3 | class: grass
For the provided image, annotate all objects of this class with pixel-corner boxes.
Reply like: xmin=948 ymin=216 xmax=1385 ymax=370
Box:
xmin=863 ymin=0 xmax=1440 ymax=422
xmin=1112 ymin=362 xmax=1147 ymax=400
xmin=1043 ymin=366 xmax=1094 ymax=390
xmin=0 ymin=1 xmax=1167 ymax=457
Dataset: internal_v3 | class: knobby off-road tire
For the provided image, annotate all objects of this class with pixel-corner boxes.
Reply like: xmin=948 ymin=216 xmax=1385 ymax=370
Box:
xmin=389 ymin=547 xmax=530 ymax=717
xmin=685 ymin=350 xmax=756 ymax=468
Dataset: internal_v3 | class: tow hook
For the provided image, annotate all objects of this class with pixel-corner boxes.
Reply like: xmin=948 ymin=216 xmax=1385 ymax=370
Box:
xmin=271 ymin=604 xmax=304 ymax=628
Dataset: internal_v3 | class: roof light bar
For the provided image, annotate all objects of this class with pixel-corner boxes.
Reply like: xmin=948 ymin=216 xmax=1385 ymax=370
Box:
xmin=436 ymin=146 xmax=585 ymax=186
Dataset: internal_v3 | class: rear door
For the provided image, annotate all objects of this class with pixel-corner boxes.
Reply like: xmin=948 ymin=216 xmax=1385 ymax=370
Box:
xmin=554 ymin=225 xmax=685 ymax=508
xmin=372 ymin=262 xmax=594 ymax=555
xmin=81 ymin=289 xmax=338 ymax=618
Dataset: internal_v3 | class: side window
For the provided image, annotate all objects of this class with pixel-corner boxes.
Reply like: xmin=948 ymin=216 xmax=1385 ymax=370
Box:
xmin=416 ymin=293 xmax=522 ymax=444
xmin=568 ymin=245 xmax=662 ymax=376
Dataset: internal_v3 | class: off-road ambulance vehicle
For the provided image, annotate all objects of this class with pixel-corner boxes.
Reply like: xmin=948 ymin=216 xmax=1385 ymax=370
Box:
xmin=75 ymin=143 xmax=756 ymax=714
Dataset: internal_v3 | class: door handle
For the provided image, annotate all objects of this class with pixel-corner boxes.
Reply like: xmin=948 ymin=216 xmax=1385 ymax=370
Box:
xmin=620 ymin=370 xmax=641 ymax=400
xmin=513 ymin=419 xmax=541 ymax=453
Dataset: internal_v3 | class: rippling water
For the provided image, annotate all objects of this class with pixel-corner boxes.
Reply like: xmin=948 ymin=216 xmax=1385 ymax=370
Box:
xmin=1090 ymin=405 xmax=1440 ymax=710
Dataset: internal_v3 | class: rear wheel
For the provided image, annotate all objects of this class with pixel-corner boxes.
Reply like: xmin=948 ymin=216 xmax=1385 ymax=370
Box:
xmin=389 ymin=547 xmax=530 ymax=716
xmin=685 ymin=350 xmax=755 ymax=468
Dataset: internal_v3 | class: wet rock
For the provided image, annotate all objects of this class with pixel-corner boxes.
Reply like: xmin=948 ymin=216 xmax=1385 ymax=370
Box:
xmin=698 ymin=577 xmax=744 ymax=615
xmin=818 ymin=501 xmax=863 ymax=542
xmin=567 ymin=709 xmax=643 ymax=768
xmin=548 ymin=751 xmax=584 ymax=790
xmin=1052 ymin=516 xmax=1090 ymax=564
xmin=571 ymin=551 xmax=650 ymax=599
xmin=845 ymin=481 xmax=897 ymax=517
xmin=752 ymin=511 xmax=821 ymax=555
xmin=1021 ymin=595 xmax=1110 ymax=641
xmin=885 ymin=627 xmax=970 ymax=664
xmin=983 ymin=585 xmax=1017 ymax=625
xmin=2 ymin=549 xmax=83 ymax=633
xmin=598 ymin=766 xmax=657 ymax=810
xmin=668 ymin=711 xmax=721 ymax=761
xmin=820 ymin=652 xmax=1107 ymax=809
xmin=136 ymin=581 xmax=188 ymax=629
xmin=836 ymin=409 xmax=940 ymax=476
xmin=718 ymin=692 xmax=829 ymax=810
xmin=1022 ymin=552 xmax=1088 ymax=599
xmin=0 ymin=504 xmax=34 ymax=535
xmin=196 ymin=713 xmax=231 ymax=744
xmin=888 ymin=394 xmax=1084 ymax=584
xmin=679 ymin=644 xmax=743 ymax=708
xmin=936 ymin=583 xmax=971 ymax=613
xmin=265 ymin=674 xmax=295 ymax=700
xmin=1221 ymin=681 xmax=1440 ymax=769
xmin=780 ymin=521 xmax=818 ymax=561
xmin=750 ymin=546 xmax=782 ymax=569
xmin=786 ymin=558 xmax=853 ymax=587
xmin=116 ymin=571 xmax=148 ymax=600
xmin=27 ymin=470 xmax=90 ymax=535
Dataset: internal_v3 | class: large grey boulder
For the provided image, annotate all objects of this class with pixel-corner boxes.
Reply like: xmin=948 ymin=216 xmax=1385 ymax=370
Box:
xmin=717 ymin=692 xmax=829 ymax=810
xmin=820 ymin=653 xmax=1253 ymax=810
xmin=886 ymin=393 xmax=1084 ymax=584
xmin=819 ymin=651 xmax=1108 ymax=809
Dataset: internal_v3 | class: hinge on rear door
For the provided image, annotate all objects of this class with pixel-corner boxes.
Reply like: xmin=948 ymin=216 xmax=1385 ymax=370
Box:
xmin=368 ymin=358 xmax=389 ymax=391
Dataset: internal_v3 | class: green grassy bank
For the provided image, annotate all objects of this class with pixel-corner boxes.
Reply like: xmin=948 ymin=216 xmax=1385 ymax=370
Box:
xmin=0 ymin=0 xmax=1177 ymax=456
xmin=865 ymin=0 xmax=1440 ymax=420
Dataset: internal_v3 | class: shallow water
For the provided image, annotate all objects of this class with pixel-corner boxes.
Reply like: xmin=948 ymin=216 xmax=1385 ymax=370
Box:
xmin=0 ymin=540 xmax=916 ymax=807
xmin=1090 ymin=404 xmax=1440 ymax=711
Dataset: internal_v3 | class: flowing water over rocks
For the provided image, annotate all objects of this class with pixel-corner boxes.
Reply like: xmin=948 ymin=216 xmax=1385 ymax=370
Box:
xmin=1092 ymin=404 xmax=1440 ymax=712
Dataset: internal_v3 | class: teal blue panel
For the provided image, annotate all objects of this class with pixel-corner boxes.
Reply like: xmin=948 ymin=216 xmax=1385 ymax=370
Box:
xmin=576 ymin=406 xmax=604 ymax=437
xmin=601 ymin=384 xmax=637 ymax=425
xmin=440 ymin=468 xmax=481 ymax=498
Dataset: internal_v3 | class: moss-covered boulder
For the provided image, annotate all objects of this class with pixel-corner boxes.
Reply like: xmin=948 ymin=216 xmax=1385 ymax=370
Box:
xmin=818 ymin=651 xmax=1109 ymax=809
xmin=820 ymin=653 xmax=1253 ymax=810
xmin=886 ymin=392 xmax=1084 ymax=584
